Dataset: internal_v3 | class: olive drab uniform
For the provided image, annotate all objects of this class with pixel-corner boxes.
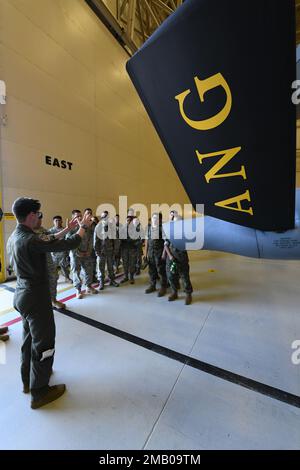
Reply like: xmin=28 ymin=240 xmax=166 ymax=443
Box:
xmin=165 ymin=240 xmax=193 ymax=294
xmin=147 ymin=224 xmax=167 ymax=289
xmin=135 ymin=222 xmax=145 ymax=274
xmin=48 ymin=226 xmax=70 ymax=280
xmin=113 ymin=221 xmax=122 ymax=272
xmin=120 ymin=223 xmax=138 ymax=280
xmin=67 ymin=225 xmax=95 ymax=291
xmin=8 ymin=224 xmax=81 ymax=397
xmin=35 ymin=226 xmax=59 ymax=301
xmin=94 ymin=219 xmax=115 ymax=284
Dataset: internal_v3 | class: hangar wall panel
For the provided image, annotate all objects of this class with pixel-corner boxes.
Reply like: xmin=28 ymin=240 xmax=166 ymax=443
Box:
xmin=0 ymin=0 xmax=189 ymax=277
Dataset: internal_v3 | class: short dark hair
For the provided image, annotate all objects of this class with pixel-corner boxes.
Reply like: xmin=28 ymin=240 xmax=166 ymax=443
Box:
xmin=53 ymin=215 xmax=62 ymax=221
xmin=12 ymin=197 xmax=41 ymax=222
xmin=84 ymin=208 xmax=92 ymax=213
xmin=72 ymin=209 xmax=81 ymax=216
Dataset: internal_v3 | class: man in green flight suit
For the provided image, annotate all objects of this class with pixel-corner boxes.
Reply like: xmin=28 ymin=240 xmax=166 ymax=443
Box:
xmin=9 ymin=197 xmax=92 ymax=409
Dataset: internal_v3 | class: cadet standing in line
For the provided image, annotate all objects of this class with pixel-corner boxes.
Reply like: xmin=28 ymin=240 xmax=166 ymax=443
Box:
xmin=163 ymin=213 xmax=193 ymax=305
xmin=120 ymin=216 xmax=138 ymax=284
xmin=84 ymin=208 xmax=98 ymax=283
xmin=132 ymin=216 xmax=144 ymax=275
xmin=113 ymin=214 xmax=122 ymax=274
xmin=94 ymin=211 xmax=119 ymax=290
xmin=48 ymin=215 xmax=71 ymax=283
xmin=145 ymin=212 xmax=167 ymax=297
xmin=9 ymin=197 xmax=92 ymax=409
xmin=67 ymin=209 xmax=98 ymax=299
xmin=91 ymin=215 xmax=99 ymax=282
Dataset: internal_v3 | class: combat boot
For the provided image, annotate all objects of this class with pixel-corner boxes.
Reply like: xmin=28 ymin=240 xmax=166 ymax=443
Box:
xmin=109 ymin=280 xmax=119 ymax=287
xmin=185 ymin=293 xmax=192 ymax=305
xmin=76 ymin=290 xmax=83 ymax=299
xmin=31 ymin=384 xmax=66 ymax=409
xmin=145 ymin=285 xmax=156 ymax=294
xmin=87 ymin=286 xmax=98 ymax=294
xmin=52 ymin=300 xmax=66 ymax=309
xmin=0 ymin=334 xmax=9 ymax=342
xmin=97 ymin=281 xmax=104 ymax=291
xmin=168 ymin=291 xmax=178 ymax=301
xmin=157 ymin=286 xmax=167 ymax=297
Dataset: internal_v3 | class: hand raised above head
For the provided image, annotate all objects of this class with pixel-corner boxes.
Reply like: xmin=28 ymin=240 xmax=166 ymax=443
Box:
xmin=67 ymin=216 xmax=79 ymax=230
xmin=80 ymin=213 xmax=93 ymax=227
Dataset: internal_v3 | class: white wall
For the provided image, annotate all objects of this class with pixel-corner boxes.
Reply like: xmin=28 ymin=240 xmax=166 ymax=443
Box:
xmin=0 ymin=0 xmax=189 ymax=276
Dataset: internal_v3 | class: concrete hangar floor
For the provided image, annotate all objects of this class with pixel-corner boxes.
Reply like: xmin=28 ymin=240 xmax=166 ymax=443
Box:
xmin=0 ymin=251 xmax=299 ymax=450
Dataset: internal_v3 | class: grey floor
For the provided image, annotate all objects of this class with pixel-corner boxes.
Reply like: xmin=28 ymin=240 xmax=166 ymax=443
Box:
xmin=0 ymin=251 xmax=300 ymax=450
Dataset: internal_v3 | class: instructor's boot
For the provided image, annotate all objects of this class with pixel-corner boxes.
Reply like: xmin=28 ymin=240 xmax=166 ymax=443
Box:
xmin=52 ymin=300 xmax=66 ymax=309
xmin=168 ymin=291 xmax=178 ymax=302
xmin=31 ymin=384 xmax=66 ymax=409
xmin=185 ymin=293 xmax=192 ymax=305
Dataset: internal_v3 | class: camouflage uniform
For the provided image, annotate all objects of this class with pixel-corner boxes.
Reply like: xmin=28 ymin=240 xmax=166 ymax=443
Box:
xmin=147 ymin=225 xmax=167 ymax=288
xmin=113 ymin=222 xmax=122 ymax=271
xmin=35 ymin=227 xmax=59 ymax=301
xmin=48 ymin=226 xmax=70 ymax=279
xmin=135 ymin=223 xmax=145 ymax=273
xmin=94 ymin=220 xmax=115 ymax=284
xmin=120 ymin=224 xmax=138 ymax=279
xmin=67 ymin=226 xmax=95 ymax=291
xmin=165 ymin=240 xmax=193 ymax=294
xmin=91 ymin=221 xmax=98 ymax=282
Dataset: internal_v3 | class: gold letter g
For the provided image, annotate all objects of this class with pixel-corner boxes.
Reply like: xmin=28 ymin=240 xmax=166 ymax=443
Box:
xmin=175 ymin=73 xmax=232 ymax=130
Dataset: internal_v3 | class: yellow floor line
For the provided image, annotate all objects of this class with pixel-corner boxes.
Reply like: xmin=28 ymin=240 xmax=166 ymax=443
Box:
xmin=57 ymin=284 xmax=75 ymax=294
xmin=0 ymin=284 xmax=74 ymax=318
xmin=0 ymin=307 xmax=15 ymax=317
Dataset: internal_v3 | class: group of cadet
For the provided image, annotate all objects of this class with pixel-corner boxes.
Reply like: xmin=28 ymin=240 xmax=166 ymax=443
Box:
xmin=38 ymin=207 xmax=193 ymax=307
xmin=4 ymin=197 xmax=194 ymax=409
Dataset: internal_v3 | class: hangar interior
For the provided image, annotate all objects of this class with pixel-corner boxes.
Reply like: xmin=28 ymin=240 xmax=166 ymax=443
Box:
xmin=0 ymin=0 xmax=299 ymax=450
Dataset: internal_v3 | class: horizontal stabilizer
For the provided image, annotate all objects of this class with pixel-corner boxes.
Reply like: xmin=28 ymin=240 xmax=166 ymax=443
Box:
xmin=127 ymin=0 xmax=296 ymax=231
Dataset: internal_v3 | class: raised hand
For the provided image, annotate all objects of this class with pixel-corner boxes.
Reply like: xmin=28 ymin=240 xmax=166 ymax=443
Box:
xmin=67 ymin=216 xmax=79 ymax=231
xmin=81 ymin=213 xmax=93 ymax=227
